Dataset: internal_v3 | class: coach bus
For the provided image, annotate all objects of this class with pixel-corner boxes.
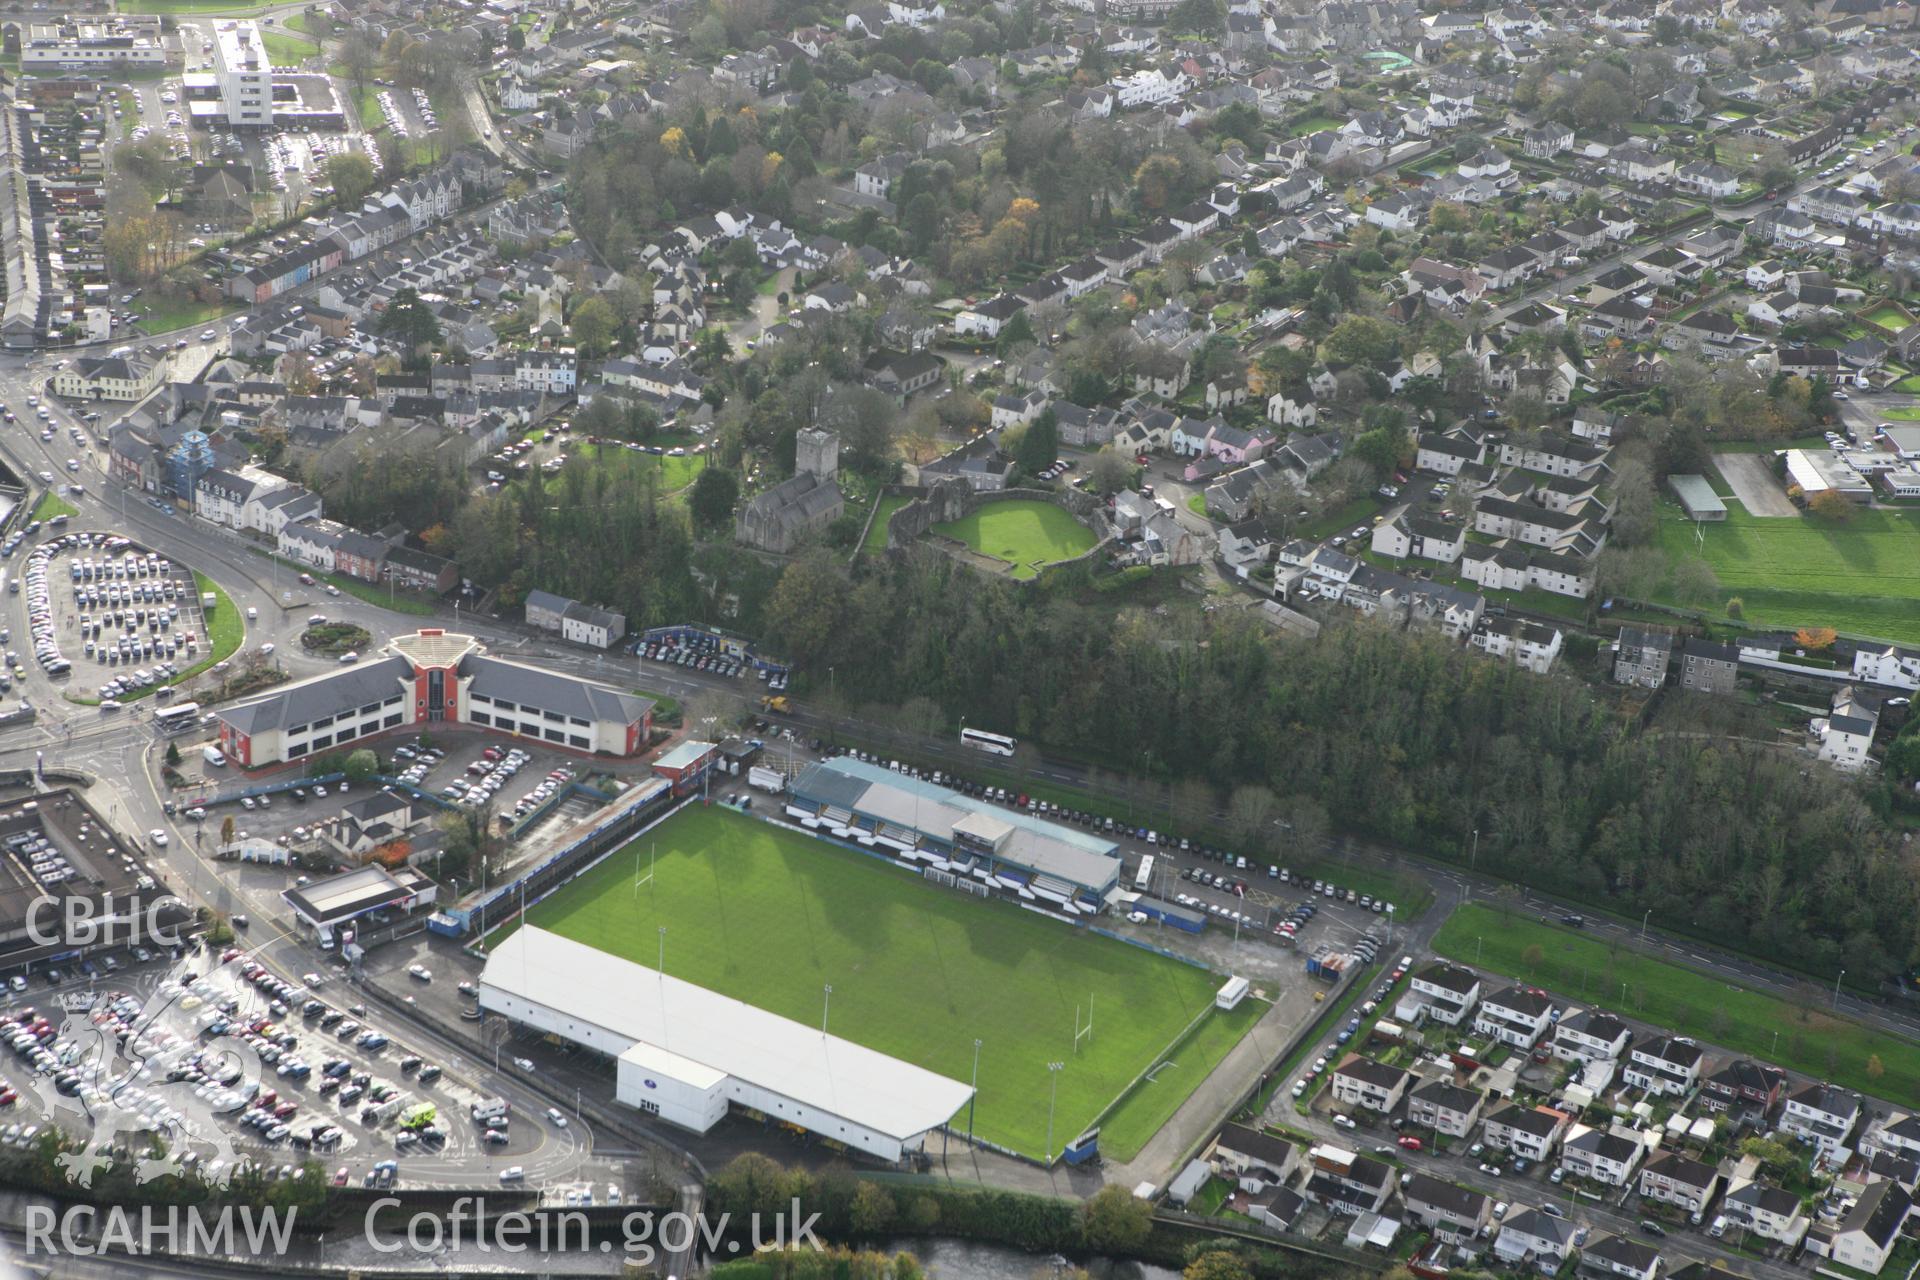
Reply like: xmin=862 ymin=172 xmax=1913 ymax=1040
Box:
xmin=151 ymin=702 xmax=202 ymax=735
xmin=1134 ymin=855 xmax=1155 ymax=893
xmin=959 ymin=727 xmax=1016 ymax=757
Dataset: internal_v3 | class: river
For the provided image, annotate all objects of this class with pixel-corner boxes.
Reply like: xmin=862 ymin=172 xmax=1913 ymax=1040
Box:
xmin=884 ymin=1238 xmax=1183 ymax=1280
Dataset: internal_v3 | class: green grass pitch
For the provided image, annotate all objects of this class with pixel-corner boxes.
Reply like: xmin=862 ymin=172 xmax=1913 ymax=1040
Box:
xmin=1655 ymin=501 xmax=1920 ymax=644
xmin=499 ymin=805 xmax=1262 ymax=1160
xmin=931 ymin=499 xmax=1098 ymax=580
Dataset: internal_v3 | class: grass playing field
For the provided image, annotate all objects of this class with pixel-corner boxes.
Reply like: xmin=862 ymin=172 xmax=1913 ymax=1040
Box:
xmin=1657 ymin=501 xmax=1920 ymax=644
xmin=1434 ymin=904 xmax=1920 ymax=1105
xmin=500 ymin=805 xmax=1260 ymax=1160
xmin=930 ymin=500 xmax=1097 ymax=580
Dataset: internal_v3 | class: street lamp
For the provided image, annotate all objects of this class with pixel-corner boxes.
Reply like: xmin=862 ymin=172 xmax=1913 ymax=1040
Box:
xmin=821 ymin=983 xmax=833 ymax=1036
xmin=1640 ymin=908 xmax=1652 ymax=939
xmin=1045 ymin=1061 xmax=1065 ymax=1164
xmin=967 ymin=1038 xmax=981 ymax=1145
xmin=1833 ymin=968 xmax=1845 ymax=1009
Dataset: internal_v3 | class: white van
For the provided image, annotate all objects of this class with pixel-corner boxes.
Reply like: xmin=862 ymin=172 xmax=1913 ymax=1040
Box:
xmin=202 ymin=746 xmax=226 ymax=767
xmin=245 ymin=607 xmax=257 ymax=621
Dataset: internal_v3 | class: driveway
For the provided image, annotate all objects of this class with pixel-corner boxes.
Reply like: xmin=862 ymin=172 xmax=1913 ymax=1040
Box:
xmin=1713 ymin=452 xmax=1798 ymax=517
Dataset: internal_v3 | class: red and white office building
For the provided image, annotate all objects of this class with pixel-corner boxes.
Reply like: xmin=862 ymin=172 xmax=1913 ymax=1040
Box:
xmin=215 ymin=630 xmax=654 ymax=768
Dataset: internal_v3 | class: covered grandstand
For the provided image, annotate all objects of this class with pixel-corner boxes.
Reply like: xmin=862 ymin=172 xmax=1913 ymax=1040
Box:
xmin=786 ymin=757 xmax=1122 ymax=912
xmin=480 ymin=926 xmax=974 ymax=1162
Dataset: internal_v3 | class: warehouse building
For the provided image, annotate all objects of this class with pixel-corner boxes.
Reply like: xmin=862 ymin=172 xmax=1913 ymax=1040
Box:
xmin=216 ymin=629 xmax=653 ymax=767
xmin=480 ymin=927 xmax=973 ymax=1162
xmin=787 ymin=757 xmax=1122 ymax=911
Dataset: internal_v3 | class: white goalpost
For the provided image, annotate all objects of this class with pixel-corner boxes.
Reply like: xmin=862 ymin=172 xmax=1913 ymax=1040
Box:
xmin=1073 ymin=994 xmax=1094 ymax=1054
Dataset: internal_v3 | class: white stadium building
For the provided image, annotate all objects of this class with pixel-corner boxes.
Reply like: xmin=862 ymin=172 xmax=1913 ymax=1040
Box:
xmin=479 ymin=927 xmax=974 ymax=1162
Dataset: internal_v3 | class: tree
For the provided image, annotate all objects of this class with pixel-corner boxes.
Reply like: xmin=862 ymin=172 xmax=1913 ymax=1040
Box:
xmin=1867 ymin=1053 xmax=1886 ymax=1081
xmin=505 ymin=24 xmax=525 ymax=50
xmin=1321 ymin=315 xmax=1400 ymax=370
xmin=343 ymin=749 xmax=379 ymax=781
xmin=1183 ymin=1252 xmax=1252 ymax=1280
xmin=1668 ymin=556 xmax=1721 ymax=607
xmin=848 ymin=1180 xmax=896 ymax=1237
xmin=1016 ymin=409 xmax=1059 ymax=474
xmin=1168 ymin=0 xmax=1224 ymax=33
xmin=766 ymin=551 xmax=854 ymax=661
xmin=821 ymin=384 xmax=898 ymax=474
xmin=1522 ymin=944 xmax=1545 ymax=973
xmin=376 ymin=287 xmax=441 ymax=356
xmin=568 ymin=295 xmax=618 ymax=358
xmin=689 ymin=466 xmax=741 ymax=533
xmin=338 ymin=29 xmax=379 ymax=86
xmin=165 ymin=742 xmax=181 ymax=768
xmin=1081 ymin=1185 xmax=1152 ymax=1253
xmin=1226 ymin=784 xmax=1277 ymax=848
xmin=1133 ymin=153 xmax=1188 ymax=213
xmin=220 ymin=816 xmax=236 ymax=847
xmin=324 ymin=152 xmax=376 ymax=207
xmin=1794 ymin=626 xmax=1838 ymax=652
xmin=1087 ymin=449 xmax=1135 ymax=495
xmin=1807 ymin=489 xmax=1853 ymax=523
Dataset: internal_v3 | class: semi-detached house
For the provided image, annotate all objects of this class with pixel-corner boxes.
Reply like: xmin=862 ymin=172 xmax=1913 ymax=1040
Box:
xmin=1301 ymin=1145 xmax=1397 ymax=1216
xmin=1401 ymin=1172 xmax=1492 ymax=1243
xmin=1483 ymin=1102 xmax=1570 ymax=1161
xmin=1397 ymin=962 xmax=1482 ymax=1026
xmin=1622 ymin=1035 xmax=1705 ymax=1096
xmin=1407 ymin=1079 xmax=1484 ymax=1137
xmin=1700 ymin=1059 xmax=1785 ymax=1117
xmin=1561 ymin=1127 xmax=1645 ymax=1187
xmin=1781 ymin=1082 xmax=1861 ymax=1154
xmin=1496 ymin=1207 xmax=1578 ymax=1272
xmin=1211 ymin=1122 xmax=1299 ymax=1186
xmin=1580 ymin=1233 xmax=1663 ymax=1280
xmin=1724 ymin=1180 xmax=1809 ymax=1245
xmin=1638 ymin=1150 xmax=1722 ymax=1215
xmin=1474 ymin=985 xmax=1555 ymax=1049
xmin=1331 ymin=1057 xmax=1412 ymax=1114
xmin=1553 ymin=1009 xmax=1632 ymax=1063
xmin=1829 ymin=1181 xmax=1914 ymax=1274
